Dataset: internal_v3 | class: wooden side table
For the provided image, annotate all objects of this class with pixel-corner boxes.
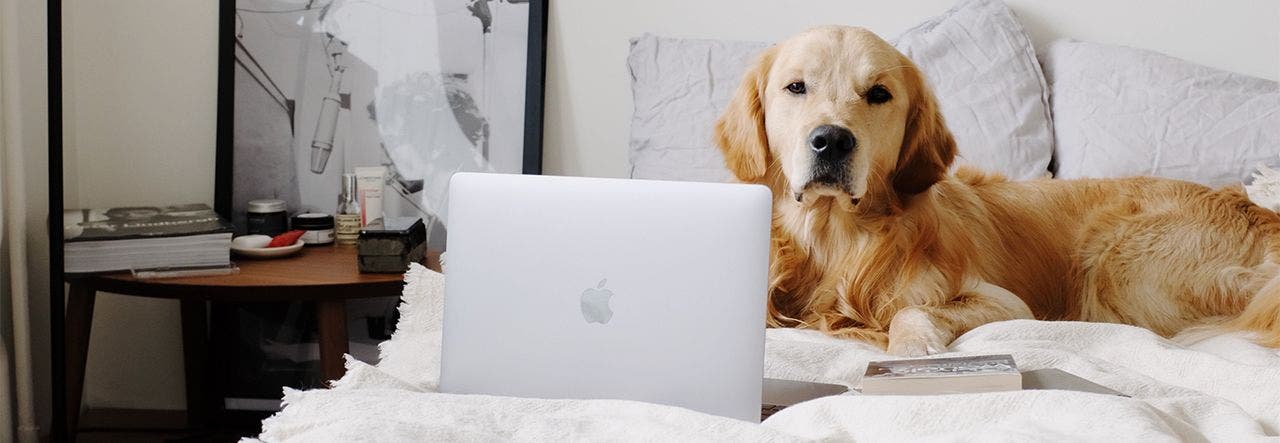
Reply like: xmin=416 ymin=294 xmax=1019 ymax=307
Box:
xmin=63 ymin=246 xmax=439 ymax=438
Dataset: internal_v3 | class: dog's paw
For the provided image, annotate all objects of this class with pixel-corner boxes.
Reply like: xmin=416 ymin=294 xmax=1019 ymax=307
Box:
xmin=886 ymin=332 xmax=947 ymax=357
xmin=886 ymin=309 xmax=950 ymax=357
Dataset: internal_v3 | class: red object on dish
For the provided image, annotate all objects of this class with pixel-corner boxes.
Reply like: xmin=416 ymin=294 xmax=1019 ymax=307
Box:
xmin=268 ymin=230 xmax=306 ymax=248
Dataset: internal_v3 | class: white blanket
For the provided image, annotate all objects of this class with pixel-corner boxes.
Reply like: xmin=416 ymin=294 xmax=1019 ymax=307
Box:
xmin=248 ymin=264 xmax=1280 ymax=442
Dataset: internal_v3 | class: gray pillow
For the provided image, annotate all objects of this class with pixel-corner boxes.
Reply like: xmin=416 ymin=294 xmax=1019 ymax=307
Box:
xmin=628 ymin=0 xmax=1055 ymax=182
xmin=1042 ymin=39 xmax=1280 ymax=186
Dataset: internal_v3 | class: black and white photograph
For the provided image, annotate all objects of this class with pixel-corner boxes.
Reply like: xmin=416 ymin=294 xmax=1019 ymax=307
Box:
xmin=229 ymin=0 xmax=543 ymax=245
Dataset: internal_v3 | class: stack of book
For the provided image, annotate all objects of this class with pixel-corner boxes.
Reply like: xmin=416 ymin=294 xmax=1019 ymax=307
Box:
xmin=63 ymin=203 xmax=234 ymax=274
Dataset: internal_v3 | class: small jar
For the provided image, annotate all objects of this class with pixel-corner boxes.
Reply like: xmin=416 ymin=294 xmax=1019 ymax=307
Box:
xmin=291 ymin=213 xmax=336 ymax=246
xmin=246 ymin=199 xmax=288 ymax=236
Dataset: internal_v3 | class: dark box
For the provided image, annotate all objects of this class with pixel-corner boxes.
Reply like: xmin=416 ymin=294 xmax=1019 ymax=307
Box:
xmin=357 ymin=217 xmax=426 ymax=273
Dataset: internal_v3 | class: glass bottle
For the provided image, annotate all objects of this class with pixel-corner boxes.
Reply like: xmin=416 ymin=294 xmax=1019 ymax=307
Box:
xmin=335 ymin=173 xmax=361 ymax=245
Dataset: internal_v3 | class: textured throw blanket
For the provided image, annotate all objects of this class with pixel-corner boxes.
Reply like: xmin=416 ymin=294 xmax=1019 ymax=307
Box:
xmin=246 ymin=262 xmax=1280 ymax=442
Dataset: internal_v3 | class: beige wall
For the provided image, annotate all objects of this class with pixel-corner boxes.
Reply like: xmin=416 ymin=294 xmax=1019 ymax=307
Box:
xmin=23 ymin=0 xmax=1280 ymax=423
xmin=61 ymin=0 xmax=218 ymax=411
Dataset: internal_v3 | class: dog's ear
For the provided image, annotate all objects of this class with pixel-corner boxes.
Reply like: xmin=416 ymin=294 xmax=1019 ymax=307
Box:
xmin=891 ymin=64 xmax=956 ymax=196
xmin=715 ymin=47 xmax=777 ymax=182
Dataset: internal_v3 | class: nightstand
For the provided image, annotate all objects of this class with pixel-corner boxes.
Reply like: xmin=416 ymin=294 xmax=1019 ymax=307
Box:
xmin=62 ymin=246 xmax=440 ymax=438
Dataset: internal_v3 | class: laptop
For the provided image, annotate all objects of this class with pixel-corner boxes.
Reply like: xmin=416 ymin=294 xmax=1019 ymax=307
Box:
xmin=439 ymin=172 xmax=772 ymax=421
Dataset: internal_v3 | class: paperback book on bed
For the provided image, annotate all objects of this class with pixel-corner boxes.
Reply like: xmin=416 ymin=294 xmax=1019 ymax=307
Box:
xmin=63 ymin=204 xmax=234 ymax=274
xmin=861 ymin=354 xmax=1022 ymax=395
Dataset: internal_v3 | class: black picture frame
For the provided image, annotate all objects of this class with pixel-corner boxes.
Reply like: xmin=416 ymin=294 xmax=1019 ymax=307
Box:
xmin=213 ymin=0 xmax=549 ymax=222
xmin=48 ymin=0 xmax=66 ymax=439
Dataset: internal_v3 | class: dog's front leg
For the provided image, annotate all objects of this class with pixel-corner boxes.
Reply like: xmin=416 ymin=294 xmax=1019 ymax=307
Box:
xmin=887 ymin=280 xmax=1034 ymax=357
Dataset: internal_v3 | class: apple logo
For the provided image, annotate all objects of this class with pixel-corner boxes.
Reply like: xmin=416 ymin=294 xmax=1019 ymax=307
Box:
xmin=580 ymin=278 xmax=615 ymax=324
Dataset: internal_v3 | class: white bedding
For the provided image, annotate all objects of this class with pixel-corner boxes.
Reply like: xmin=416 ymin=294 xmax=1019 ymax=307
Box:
xmin=248 ymin=264 xmax=1280 ymax=442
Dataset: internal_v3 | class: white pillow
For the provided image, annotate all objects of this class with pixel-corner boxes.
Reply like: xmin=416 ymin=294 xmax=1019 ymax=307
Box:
xmin=1043 ymin=39 xmax=1280 ymax=186
xmin=628 ymin=0 xmax=1056 ymax=182
xmin=628 ymin=37 xmax=764 ymax=182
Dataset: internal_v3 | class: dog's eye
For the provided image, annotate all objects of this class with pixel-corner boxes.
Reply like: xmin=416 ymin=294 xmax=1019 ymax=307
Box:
xmin=866 ymin=84 xmax=892 ymax=104
xmin=785 ymin=81 xmax=806 ymax=95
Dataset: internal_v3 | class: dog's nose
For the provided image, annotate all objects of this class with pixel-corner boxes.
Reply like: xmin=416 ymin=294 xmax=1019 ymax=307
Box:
xmin=808 ymin=125 xmax=856 ymax=156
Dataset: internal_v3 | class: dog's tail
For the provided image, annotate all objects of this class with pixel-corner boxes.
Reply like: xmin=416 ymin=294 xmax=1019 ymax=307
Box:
xmin=1227 ymin=177 xmax=1280 ymax=347
xmin=1228 ymin=261 xmax=1280 ymax=347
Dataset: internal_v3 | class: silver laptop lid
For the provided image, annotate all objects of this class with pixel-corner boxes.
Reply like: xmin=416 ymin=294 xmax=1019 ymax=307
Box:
xmin=440 ymin=173 xmax=771 ymax=421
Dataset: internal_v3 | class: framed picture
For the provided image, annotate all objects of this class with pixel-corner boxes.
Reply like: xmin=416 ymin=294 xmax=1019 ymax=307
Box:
xmin=216 ymin=0 xmax=547 ymax=246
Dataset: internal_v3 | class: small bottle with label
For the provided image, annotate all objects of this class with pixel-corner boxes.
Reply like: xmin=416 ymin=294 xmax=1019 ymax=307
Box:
xmin=335 ymin=173 xmax=362 ymax=245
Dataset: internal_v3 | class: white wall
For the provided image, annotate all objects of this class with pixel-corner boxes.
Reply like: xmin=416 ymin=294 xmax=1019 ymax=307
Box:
xmin=542 ymin=0 xmax=1280 ymax=178
xmin=33 ymin=0 xmax=1280 ymax=421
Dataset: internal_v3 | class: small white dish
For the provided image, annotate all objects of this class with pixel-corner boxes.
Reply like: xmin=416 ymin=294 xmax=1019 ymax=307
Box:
xmin=231 ymin=235 xmax=305 ymax=258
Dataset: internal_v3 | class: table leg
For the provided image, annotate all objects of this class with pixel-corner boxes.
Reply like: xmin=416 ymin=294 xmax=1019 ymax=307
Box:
xmin=180 ymin=300 xmax=210 ymax=427
xmin=65 ymin=283 xmax=97 ymax=440
xmin=316 ymin=300 xmax=349 ymax=384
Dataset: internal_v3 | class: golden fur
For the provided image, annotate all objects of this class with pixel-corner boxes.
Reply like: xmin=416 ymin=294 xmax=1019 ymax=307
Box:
xmin=716 ymin=26 xmax=1280 ymax=356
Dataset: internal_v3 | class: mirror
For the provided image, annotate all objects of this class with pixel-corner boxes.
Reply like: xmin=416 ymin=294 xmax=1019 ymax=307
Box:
xmin=50 ymin=0 xmax=546 ymax=438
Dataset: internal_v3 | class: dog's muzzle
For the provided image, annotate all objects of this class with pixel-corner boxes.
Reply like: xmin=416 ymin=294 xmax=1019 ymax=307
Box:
xmin=808 ymin=124 xmax=855 ymax=182
xmin=798 ymin=124 xmax=857 ymax=202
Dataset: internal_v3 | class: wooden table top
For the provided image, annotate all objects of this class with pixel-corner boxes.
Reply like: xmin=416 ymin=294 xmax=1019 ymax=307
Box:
xmin=70 ymin=246 xmax=440 ymax=302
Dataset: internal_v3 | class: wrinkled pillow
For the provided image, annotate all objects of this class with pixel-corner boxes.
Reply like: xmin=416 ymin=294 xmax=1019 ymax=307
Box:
xmin=1042 ymin=39 xmax=1280 ymax=186
xmin=628 ymin=0 xmax=1055 ymax=182
xmin=628 ymin=37 xmax=764 ymax=182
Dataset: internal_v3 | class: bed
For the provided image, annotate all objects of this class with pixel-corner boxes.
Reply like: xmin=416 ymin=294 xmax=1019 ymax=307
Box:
xmin=247 ymin=0 xmax=1280 ymax=440
xmin=246 ymin=262 xmax=1280 ymax=441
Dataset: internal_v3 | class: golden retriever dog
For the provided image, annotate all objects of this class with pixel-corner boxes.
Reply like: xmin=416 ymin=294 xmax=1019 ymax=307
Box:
xmin=716 ymin=26 xmax=1280 ymax=356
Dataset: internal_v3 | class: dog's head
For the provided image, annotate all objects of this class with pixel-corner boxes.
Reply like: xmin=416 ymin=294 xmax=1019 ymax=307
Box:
xmin=716 ymin=26 xmax=955 ymax=210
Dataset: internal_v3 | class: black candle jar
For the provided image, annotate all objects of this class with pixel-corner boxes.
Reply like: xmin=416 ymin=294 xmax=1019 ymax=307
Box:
xmin=245 ymin=199 xmax=288 ymax=236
